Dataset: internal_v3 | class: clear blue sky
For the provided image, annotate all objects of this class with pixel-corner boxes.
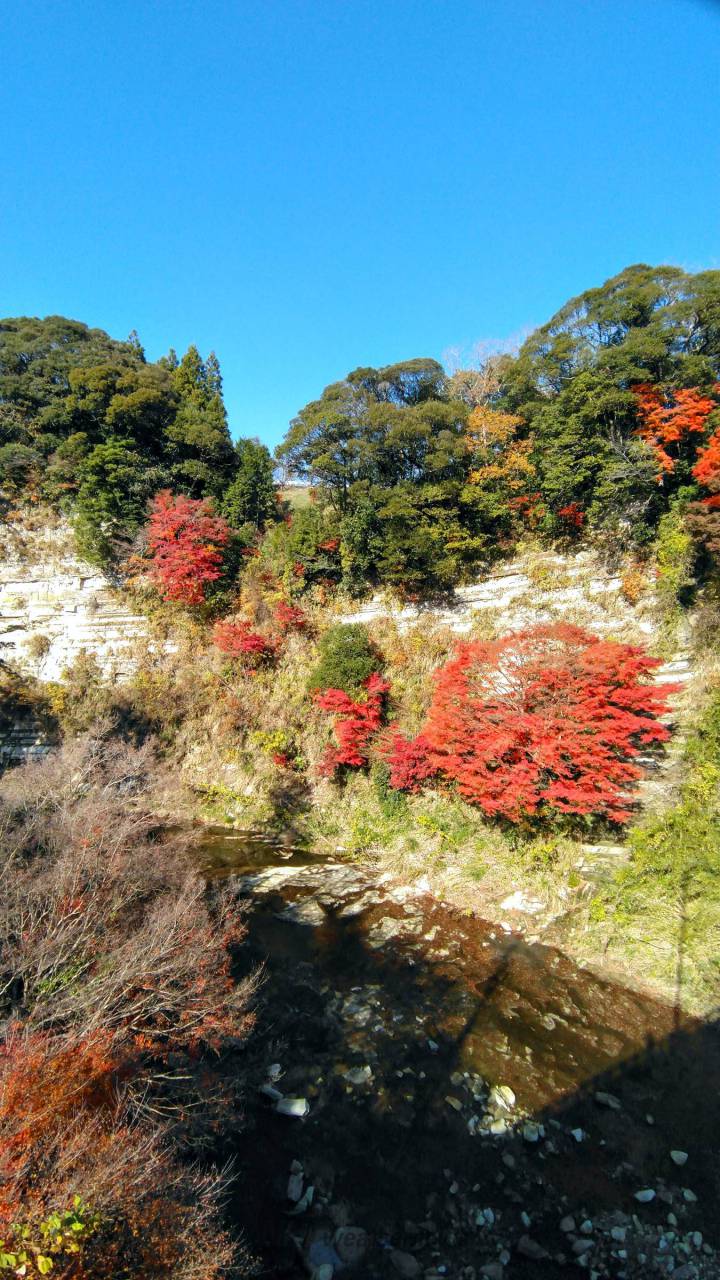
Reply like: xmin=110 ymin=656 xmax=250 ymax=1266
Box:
xmin=3 ymin=0 xmax=719 ymax=449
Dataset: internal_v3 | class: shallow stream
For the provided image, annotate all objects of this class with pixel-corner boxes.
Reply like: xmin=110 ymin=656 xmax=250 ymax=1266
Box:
xmin=199 ymin=828 xmax=720 ymax=1279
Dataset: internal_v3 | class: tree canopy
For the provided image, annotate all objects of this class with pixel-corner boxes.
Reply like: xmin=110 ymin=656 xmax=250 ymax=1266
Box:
xmin=3 ymin=264 xmax=720 ymax=589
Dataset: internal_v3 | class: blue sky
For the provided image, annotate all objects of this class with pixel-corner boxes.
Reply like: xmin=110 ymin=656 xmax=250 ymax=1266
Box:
xmin=3 ymin=0 xmax=719 ymax=448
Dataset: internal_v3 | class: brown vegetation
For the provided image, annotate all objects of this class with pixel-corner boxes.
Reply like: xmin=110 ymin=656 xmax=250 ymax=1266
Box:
xmin=0 ymin=738 xmax=257 ymax=1278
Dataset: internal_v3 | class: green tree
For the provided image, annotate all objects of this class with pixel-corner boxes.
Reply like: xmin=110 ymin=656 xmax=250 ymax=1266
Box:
xmin=277 ymin=359 xmax=473 ymax=590
xmin=500 ymin=264 xmax=720 ymax=537
xmin=166 ymin=346 xmax=235 ymax=495
xmin=221 ymin=437 xmax=277 ymax=529
xmin=73 ymin=439 xmax=147 ymax=564
xmin=0 ymin=316 xmax=137 ymax=425
xmin=307 ymin=623 xmax=378 ymax=695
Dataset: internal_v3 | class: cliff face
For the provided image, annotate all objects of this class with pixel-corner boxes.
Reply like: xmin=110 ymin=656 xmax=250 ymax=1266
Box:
xmin=341 ymin=548 xmax=661 ymax=643
xmin=0 ymin=520 xmax=694 ymax=808
xmin=0 ymin=519 xmax=149 ymax=683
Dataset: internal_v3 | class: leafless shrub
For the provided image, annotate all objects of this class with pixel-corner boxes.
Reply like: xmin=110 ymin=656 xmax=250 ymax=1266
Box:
xmin=0 ymin=735 xmax=258 ymax=1277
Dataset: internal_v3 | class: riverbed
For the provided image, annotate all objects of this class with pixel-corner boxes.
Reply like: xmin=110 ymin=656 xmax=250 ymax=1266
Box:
xmin=199 ymin=828 xmax=720 ymax=1279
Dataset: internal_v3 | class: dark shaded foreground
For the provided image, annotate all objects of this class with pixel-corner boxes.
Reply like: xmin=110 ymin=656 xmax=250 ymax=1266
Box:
xmin=200 ymin=833 xmax=720 ymax=1279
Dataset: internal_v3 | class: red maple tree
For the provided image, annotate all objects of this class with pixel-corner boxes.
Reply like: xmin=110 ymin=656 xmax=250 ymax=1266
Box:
xmin=692 ymin=426 xmax=720 ymax=492
xmin=686 ymin=425 xmax=720 ymax=552
xmin=381 ymin=731 xmax=436 ymax=792
xmin=633 ymin=383 xmax=718 ymax=480
xmin=274 ymin=600 xmax=308 ymax=632
xmin=315 ymin=672 xmax=390 ymax=775
xmin=146 ymin=491 xmax=230 ymax=605
xmin=389 ymin=624 xmax=678 ymax=824
xmin=557 ymin=501 xmax=585 ymax=530
xmin=212 ymin=618 xmax=275 ymax=661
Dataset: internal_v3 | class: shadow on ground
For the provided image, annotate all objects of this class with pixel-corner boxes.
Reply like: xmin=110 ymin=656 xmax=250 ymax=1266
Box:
xmin=215 ymin=854 xmax=719 ymax=1278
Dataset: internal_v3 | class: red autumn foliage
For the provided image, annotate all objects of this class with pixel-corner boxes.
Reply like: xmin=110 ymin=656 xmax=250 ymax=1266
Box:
xmin=394 ymin=624 xmax=677 ymax=824
xmin=315 ymin=672 xmax=390 ymax=775
xmin=633 ymin=383 xmax=719 ymax=480
xmin=686 ymin=426 xmax=720 ymax=553
xmin=146 ymin=491 xmax=230 ymax=605
xmin=274 ymin=600 xmax=308 ymax=632
xmin=692 ymin=426 xmax=720 ymax=492
xmin=381 ymin=731 xmax=436 ymax=793
xmin=557 ymin=502 xmax=585 ymax=530
xmin=212 ymin=618 xmax=275 ymax=661
xmin=318 ymin=537 xmax=340 ymax=553
xmin=0 ymin=1030 xmax=117 ymax=1217
xmin=0 ymin=1031 xmax=243 ymax=1278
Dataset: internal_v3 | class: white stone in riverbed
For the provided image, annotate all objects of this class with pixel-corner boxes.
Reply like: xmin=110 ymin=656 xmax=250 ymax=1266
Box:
xmin=277 ymin=899 xmax=327 ymax=926
xmin=335 ymin=1226 xmax=368 ymax=1265
xmin=499 ymin=890 xmax=544 ymax=914
xmin=594 ymin=1090 xmax=622 ymax=1110
xmin=670 ymin=1150 xmax=689 ymax=1166
xmin=634 ymin=1189 xmax=656 ymax=1202
xmin=489 ymin=1084 xmax=516 ymax=1110
xmin=276 ymin=1097 xmax=310 ymax=1118
xmin=344 ymin=1065 xmax=373 ymax=1085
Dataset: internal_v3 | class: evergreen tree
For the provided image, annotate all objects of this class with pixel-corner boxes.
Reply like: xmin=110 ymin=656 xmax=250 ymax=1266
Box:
xmin=166 ymin=345 xmax=235 ymax=495
xmin=73 ymin=439 xmax=146 ymax=564
xmin=221 ymin=437 xmax=277 ymax=529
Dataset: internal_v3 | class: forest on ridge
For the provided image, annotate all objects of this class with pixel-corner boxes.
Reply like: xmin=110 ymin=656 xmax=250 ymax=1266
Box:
xmin=1 ymin=262 xmax=720 ymax=593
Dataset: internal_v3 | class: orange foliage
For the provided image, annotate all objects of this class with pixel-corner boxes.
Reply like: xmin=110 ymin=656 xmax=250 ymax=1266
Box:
xmin=633 ymin=383 xmax=719 ymax=480
xmin=466 ymin=407 xmax=536 ymax=494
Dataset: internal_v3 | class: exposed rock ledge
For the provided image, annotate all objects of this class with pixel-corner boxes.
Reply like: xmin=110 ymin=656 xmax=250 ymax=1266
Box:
xmin=0 ymin=523 xmax=151 ymax=681
xmin=339 ymin=548 xmax=660 ymax=641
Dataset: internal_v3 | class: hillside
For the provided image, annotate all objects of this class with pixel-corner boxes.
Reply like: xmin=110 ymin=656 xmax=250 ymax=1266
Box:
xmin=1 ymin=507 xmax=715 ymax=1010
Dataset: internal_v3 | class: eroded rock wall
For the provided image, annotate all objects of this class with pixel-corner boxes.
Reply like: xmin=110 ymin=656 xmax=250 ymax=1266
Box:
xmin=0 ymin=520 xmax=149 ymax=682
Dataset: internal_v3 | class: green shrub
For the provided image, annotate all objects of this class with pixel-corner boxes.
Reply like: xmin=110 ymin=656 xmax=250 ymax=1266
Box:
xmin=307 ymin=622 xmax=378 ymax=695
xmin=653 ymin=501 xmax=695 ymax=647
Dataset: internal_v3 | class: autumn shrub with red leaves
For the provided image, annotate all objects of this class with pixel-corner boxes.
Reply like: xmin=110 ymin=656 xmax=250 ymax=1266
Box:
xmin=314 ymin=672 xmax=390 ymax=776
xmin=0 ymin=1033 xmax=244 ymax=1280
xmin=687 ymin=426 xmax=720 ymax=554
xmin=212 ymin=618 xmax=276 ymax=663
xmin=557 ymin=501 xmax=585 ymax=531
xmin=381 ymin=731 xmax=436 ymax=793
xmin=274 ymin=600 xmax=308 ymax=632
xmin=387 ymin=624 xmax=678 ymax=825
xmin=146 ymin=490 xmax=231 ymax=605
